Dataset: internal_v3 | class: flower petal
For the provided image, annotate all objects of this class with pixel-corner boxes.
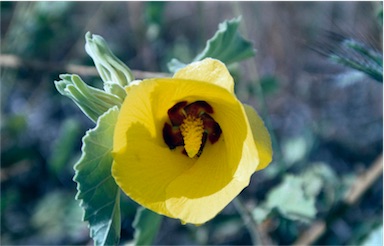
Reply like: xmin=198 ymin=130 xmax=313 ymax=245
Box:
xmin=112 ymin=78 xmax=259 ymax=224
xmin=165 ymin=96 xmax=259 ymax=224
xmin=112 ymin=80 xmax=195 ymax=217
xmin=243 ymin=104 xmax=273 ymax=170
xmin=173 ymin=58 xmax=235 ymax=93
xmin=165 ymin=140 xmax=248 ymax=224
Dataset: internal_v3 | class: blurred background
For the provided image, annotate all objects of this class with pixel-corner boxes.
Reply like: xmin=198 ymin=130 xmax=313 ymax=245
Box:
xmin=1 ymin=1 xmax=382 ymax=245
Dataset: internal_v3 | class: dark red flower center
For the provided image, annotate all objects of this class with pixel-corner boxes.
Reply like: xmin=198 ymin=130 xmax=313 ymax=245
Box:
xmin=162 ymin=101 xmax=222 ymax=158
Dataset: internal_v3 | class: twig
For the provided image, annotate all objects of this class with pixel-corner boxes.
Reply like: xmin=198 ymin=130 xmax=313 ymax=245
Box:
xmin=344 ymin=154 xmax=383 ymax=205
xmin=233 ymin=197 xmax=274 ymax=246
xmin=293 ymin=154 xmax=383 ymax=246
xmin=0 ymin=54 xmax=170 ymax=79
xmin=233 ymin=197 xmax=261 ymax=245
xmin=292 ymin=221 xmax=326 ymax=246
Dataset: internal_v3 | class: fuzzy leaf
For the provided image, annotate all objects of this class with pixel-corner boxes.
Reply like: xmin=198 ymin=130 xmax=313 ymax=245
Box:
xmin=168 ymin=17 xmax=255 ymax=73
xmin=194 ymin=17 xmax=255 ymax=63
xmin=55 ymin=74 xmax=122 ymax=123
xmin=74 ymin=106 xmax=121 ymax=246
xmin=131 ymin=207 xmax=163 ymax=246
xmin=85 ymin=32 xmax=135 ymax=87
xmin=265 ymin=175 xmax=317 ymax=223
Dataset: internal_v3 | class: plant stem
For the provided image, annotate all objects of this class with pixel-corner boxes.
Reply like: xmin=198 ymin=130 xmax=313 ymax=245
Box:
xmin=233 ymin=197 xmax=261 ymax=246
xmin=0 ymin=54 xmax=170 ymax=79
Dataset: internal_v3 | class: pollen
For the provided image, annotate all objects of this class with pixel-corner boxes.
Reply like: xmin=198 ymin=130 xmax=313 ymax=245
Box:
xmin=180 ymin=115 xmax=205 ymax=158
xmin=163 ymin=100 xmax=222 ymax=158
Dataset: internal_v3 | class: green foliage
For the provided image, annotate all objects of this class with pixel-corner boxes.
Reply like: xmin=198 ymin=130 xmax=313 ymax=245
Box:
xmin=266 ymin=175 xmax=317 ymax=222
xmin=49 ymin=118 xmax=82 ymax=177
xmin=55 ymin=33 xmax=132 ymax=123
xmin=131 ymin=207 xmax=163 ymax=245
xmin=254 ymin=164 xmax=342 ymax=224
xmin=168 ymin=17 xmax=256 ymax=72
xmin=317 ymin=32 xmax=383 ymax=83
xmin=85 ymin=32 xmax=134 ymax=88
xmin=329 ymin=38 xmax=383 ymax=82
xmin=73 ymin=107 xmax=121 ymax=246
xmin=194 ymin=17 xmax=255 ymax=64
xmin=55 ymin=74 xmax=123 ymax=122
xmin=281 ymin=136 xmax=310 ymax=165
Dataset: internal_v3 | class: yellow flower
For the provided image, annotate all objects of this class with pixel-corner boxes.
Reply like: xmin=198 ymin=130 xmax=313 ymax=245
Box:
xmin=112 ymin=58 xmax=272 ymax=224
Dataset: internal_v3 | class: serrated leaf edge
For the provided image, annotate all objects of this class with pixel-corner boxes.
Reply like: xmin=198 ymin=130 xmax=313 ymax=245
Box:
xmin=72 ymin=106 xmax=121 ymax=246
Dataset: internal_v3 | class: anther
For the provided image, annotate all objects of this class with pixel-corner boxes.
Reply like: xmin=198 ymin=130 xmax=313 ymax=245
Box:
xmin=163 ymin=100 xmax=222 ymax=158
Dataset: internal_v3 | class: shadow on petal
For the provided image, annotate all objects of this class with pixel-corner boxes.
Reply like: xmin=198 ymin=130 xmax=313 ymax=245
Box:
xmin=113 ymin=122 xmax=193 ymax=218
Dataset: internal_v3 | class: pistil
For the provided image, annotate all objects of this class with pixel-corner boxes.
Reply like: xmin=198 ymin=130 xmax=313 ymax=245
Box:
xmin=180 ymin=115 xmax=205 ymax=158
xmin=163 ymin=101 xmax=222 ymax=158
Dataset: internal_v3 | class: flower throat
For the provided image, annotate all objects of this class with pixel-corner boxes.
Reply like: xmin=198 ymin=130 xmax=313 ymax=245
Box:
xmin=163 ymin=101 xmax=222 ymax=158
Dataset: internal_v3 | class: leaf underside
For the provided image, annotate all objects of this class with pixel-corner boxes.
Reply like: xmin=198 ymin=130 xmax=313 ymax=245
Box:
xmin=73 ymin=106 xmax=121 ymax=246
xmin=168 ymin=17 xmax=256 ymax=73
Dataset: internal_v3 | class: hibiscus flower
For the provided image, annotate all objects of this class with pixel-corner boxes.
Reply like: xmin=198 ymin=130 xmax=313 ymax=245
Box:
xmin=112 ymin=58 xmax=272 ymax=224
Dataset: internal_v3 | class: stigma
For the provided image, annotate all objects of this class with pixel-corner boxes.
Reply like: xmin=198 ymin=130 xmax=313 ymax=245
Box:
xmin=162 ymin=101 xmax=222 ymax=158
xmin=180 ymin=115 xmax=204 ymax=158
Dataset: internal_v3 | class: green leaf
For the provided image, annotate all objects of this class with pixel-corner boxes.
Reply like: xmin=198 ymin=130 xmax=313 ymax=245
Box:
xmin=74 ymin=106 xmax=121 ymax=246
xmin=254 ymin=164 xmax=343 ymax=224
xmin=302 ymin=163 xmax=339 ymax=197
xmin=85 ymin=32 xmax=135 ymax=87
xmin=56 ymin=33 xmax=131 ymax=123
xmin=55 ymin=74 xmax=123 ymax=123
xmin=327 ymin=35 xmax=382 ymax=82
xmin=265 ymin=175 xmax=317 ymax=223
xmin=194 ymin=16 xmax=255 ymax=63
xmin=131 ymin=207 xmax=163 ymax=246
xmin=282 ymin=136 xmax=308 ymax=165
xmin=167 ymin=17 xmax=256 ymax=73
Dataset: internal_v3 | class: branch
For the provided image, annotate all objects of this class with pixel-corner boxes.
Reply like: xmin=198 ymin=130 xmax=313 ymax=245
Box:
xmin=293 ymin=154 xmax=383 ymax=246
xmin=233 ymin=197 xmax=261 ymax=245
xmin=344 ymin=154 xmax=383 ymax=205
xmin=233 ymin=197 xmax=274 ymax=246
xmin=0 ymin=54 xmax=170 ymax=79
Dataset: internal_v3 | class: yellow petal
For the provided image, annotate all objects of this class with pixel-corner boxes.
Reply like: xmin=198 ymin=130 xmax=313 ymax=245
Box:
xmin=165 ymin=95 xmax=259 ymax=224
xmin=243 ymin=104 xmax=273 ymax=170
xmin=165 ymin=140 xmax=249 ymax=224
xmin=174 ymin=58 xmax=235 ymax=93
xmin=112 ymin=79 xmax=194 ymax=217
xmin=112 ymin=78 xmax=260 ymax=223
